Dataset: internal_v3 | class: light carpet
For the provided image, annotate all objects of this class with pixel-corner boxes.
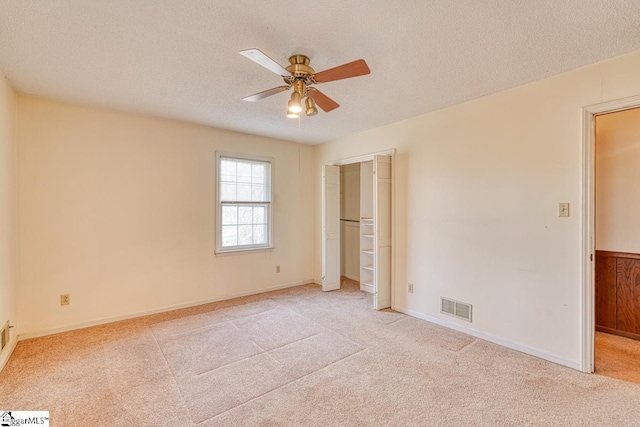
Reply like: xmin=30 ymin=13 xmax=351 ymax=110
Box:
xmin=1 ymin=281 xmax=640 ymax=426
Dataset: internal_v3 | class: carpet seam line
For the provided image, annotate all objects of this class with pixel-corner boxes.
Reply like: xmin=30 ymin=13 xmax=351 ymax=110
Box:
xmin=386 ymin=315 xmax=409 ymax=326
xmin=147 ymin=324 xmax=194 ymax=422
xmin=194 ymin=332 xmax=322 ymax=377
xmin=454 ymin=338 xmax=478 ymax=353
xmin=274 ymin=301 xmax=369 ymax=349
xmin=196 ymin=347 xmax=368 ymax=424
xmin=151 ymin=305 xmax=280 ymax=341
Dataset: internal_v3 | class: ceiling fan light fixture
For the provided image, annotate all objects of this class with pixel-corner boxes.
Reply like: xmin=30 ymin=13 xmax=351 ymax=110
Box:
xmin=286 ymin=109 xmax=299 ymax=119
xmin=305 ymin=97 xmax=318 ymax=116
xmin=288 ymin=92 xmax=302 ymax=114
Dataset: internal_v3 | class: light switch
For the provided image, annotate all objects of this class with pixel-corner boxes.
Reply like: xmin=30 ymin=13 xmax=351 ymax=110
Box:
xmin=558 ymin=202 xmax=570 ymax=217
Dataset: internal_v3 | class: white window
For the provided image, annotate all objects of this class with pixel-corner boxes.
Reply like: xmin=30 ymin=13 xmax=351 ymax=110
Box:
xmin=216 ymin=152 xmax=273 ymax=253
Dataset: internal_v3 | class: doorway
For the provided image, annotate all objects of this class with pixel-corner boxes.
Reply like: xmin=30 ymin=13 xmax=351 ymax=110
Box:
xmin=321 ymin=150 xmax=394 ymax=310
xmin=593 ymin=107 xmax=640 ymax=383
xmin=582 ymin=95 xmax=640 ymax=373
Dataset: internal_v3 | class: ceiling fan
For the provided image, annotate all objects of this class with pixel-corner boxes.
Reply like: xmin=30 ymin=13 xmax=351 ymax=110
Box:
xmin=240 ymin=48 xmax=370 ymax=118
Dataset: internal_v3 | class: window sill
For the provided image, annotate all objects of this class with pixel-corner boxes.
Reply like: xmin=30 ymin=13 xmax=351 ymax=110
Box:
xmin=215 ymin=246 xmax=275 ymax=257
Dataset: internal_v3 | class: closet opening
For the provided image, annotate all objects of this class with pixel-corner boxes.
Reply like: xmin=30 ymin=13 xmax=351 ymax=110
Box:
xmin=321 ymin=150 xmax=394 ymax=310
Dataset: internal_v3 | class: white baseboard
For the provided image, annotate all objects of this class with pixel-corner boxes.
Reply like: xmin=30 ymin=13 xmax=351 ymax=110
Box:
xmin=393 ymin=305 xmax=581 ymax=371
xmin=18 ymin=279 xmax=315 ymax=341
xmin=0 ymin=336 xmax=18 ymax=373
xmin=345 ymin=274 xmax=360 ymax=282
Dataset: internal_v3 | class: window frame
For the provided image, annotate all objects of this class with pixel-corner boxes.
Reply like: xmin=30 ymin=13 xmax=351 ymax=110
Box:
xmin=215 ymin=151 xmax=275 ymax=254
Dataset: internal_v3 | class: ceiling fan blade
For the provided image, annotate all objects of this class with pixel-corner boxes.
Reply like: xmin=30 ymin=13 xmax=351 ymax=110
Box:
xmin=312 ymin=59 xmax=370 ymax=83
xmin=239 ymin=48 xmax=290 ymax=77
xmin=242 ymin=85 xmax=290 ymax=102
xmin=307 ymin=89 xmax=340 ymax=112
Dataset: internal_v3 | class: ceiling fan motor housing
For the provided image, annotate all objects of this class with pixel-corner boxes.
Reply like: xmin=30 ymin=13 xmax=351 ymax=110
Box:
xmin=286 ymin=55 xmax=315 ymax=78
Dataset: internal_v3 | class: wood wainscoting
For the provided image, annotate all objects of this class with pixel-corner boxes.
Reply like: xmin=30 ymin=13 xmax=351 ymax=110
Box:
xmin=596 ymin=250 xmax=640 ymax=340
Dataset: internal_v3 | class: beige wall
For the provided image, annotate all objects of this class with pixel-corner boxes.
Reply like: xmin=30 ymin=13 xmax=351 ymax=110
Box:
xmin=595 ymin=107 xmax=640 ymax=253
xmin=314 ymin=50 xmax=640 ymax=369
xmin=17 ymin=96 xmax=315 ymax=336
xmin=0 ymin=74 xmax=17 ymax=368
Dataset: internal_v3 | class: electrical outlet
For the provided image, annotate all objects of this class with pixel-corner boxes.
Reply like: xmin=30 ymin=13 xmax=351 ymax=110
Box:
xmin=408 ymin=283 xmax=414 ymax=293
xmin=60 ymin=294 xmax=70 ymax=306
xmin=276 ymin=265 xmax=281 ymax=273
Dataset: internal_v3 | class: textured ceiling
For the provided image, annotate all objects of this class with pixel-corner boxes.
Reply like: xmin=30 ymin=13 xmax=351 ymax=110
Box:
xmin=1 ymin=1 xmax=640 ymax=144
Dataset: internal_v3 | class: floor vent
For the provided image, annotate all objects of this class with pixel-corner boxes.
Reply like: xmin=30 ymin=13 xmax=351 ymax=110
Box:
xmin=441 ymin=298 xmax=472 ymax=322
xmin=1 ymin=321 xmax=9 ymax=352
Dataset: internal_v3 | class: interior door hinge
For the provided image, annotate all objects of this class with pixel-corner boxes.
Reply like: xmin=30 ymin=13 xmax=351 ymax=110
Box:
xmin=590 ymin=254 xmax=593 ymax=261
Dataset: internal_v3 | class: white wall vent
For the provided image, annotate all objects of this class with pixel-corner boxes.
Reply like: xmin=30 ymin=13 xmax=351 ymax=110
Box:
xmin=441 ymin=298 xmax=455 ymax=315
xmin=440 ymin=297 xmax=472 ymax=322
xmin=0 ymin=321 xmax=9 ymax=352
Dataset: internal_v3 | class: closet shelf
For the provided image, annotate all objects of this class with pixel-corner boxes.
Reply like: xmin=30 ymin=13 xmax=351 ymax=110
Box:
xmin=362 ymin=250 xmax=374 ymax=255
xmin=362 ymin=234 xmax=375 ymax=238
xmin=362 ymin=265 xmax=374 ymax=271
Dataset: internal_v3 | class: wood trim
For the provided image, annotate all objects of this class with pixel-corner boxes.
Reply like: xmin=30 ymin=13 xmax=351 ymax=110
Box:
xmin=595 ymin=251 xmax=640 ymax=340
xmin=617 ymin=257 xmax=640 ymax=335
xmin=595 ymin=254 xmax=616 ymax=329
xmin=596 ymin=326 xmax=640 ymax=342
xmin=596 ymin=250 xmax=640 ymax=260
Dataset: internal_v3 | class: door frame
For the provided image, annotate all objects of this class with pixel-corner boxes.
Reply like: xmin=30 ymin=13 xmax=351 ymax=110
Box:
xmin=323 ymin=149 xmax=396 ymax=306
xmin=581 ymin=95 xmax=640 ymax=373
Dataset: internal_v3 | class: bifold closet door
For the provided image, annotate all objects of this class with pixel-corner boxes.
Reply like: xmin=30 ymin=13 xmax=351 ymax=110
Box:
xmin=374 ymin=155 xmax=392 ymax=309
xmin=322 ymin=165 xmax=341 ymax=291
